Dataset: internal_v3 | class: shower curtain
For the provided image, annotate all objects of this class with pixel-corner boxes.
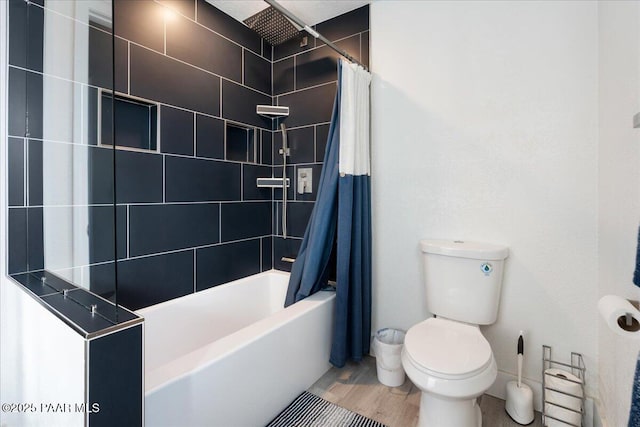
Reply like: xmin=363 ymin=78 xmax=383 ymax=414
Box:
xmin=285 ymin=59 xmax=372 ymax=368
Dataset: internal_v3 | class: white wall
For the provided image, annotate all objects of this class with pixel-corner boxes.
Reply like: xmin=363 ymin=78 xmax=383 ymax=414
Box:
xmin=370 ymin=0 xmax=600 ymax=402
xmin=0 ymin=279 xmax=86 ymax=427
xmin=597 ymin=2 xmax=640 ymax=426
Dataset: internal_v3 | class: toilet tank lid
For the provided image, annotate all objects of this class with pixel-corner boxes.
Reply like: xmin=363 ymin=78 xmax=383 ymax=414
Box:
xmin=420 ymin=239 xmax=509 ymax=260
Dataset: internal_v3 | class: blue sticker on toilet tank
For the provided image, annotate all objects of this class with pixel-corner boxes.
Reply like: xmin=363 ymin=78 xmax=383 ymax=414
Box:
xmin=481 ymin=263 xmax=493 ymax=275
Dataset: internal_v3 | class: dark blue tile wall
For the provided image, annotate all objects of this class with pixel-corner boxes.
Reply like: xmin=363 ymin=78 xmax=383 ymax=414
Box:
xmin=244 ymin=50 xmax=272 ymax=94
xmin=273 ymin=237 xmax=302 ymax=272
xmin=277 ymin=84 xmax=336 ymax=128
xmin=88 ymin=146 xmax=115 ymax=205
xmin=129 ymin=203 xmax=220 ymax=256
xmin=8 ymin=67 xmax=43 ymax=139
xmin=9 ymin=0 xmax=43 ymax=73
xmin=284 ymin=202 xmax=315 ymax=238
xmin=273 ymin=126 xmax=315 ymax=165
xmin=27 ymin=139 xmax=42 ymax=206
xmin=8 ymin=138 xmax=24 ymax=207
xmin=160 ymin=105 xmax=194 ymax=156
xmin=262 ymin=236 xmax=273 ymax=272
xmin=196 ymin=114 xmax=225 ymax=159
xmin=114 ymin=0 xmax=164 ymax=53
xmin=6 ymin=0 xmax=369 ymax=312
xmin=130 ymin=45 xmax=221 ymax=116
xmin=88 ymin=205 xmax=127 ymax=263
xmin=117 ymin=251 xmax=194 ymax=310
xmin=295 ymin=35 xmax=361 ymax=91
xmin=261 ymin=130 xmax=273 ymax=165
xmin=273 ymin=57 xmax=294 ymax=96
xmin=165 ymin=156 xmax=241 ymax=202
xmin=196 ymin=239 xmax=261 ymax=291
xmin=316 ymin=124 xmax=330 ymax=162
xmin=107 ymin=0 xmax=288 ymax=309
xmin=273 ymin=31 xmax=316 ymax=61
xmin=166 ymin=14 xmax=242 ymax=82
xmin=8 ymin=207 xmax=44 ymax=274
xmin=115 ymin=150 xmax=164 ymax=203
xmin=88 ymin=26 xmax=127 ymax=91
xmin=243 ymin=164 xmax=273 ymax=201
xmin=88 ymin=325 xmax=143 ymax=427
xmin=222 ymin=80 xmax=272 ymax=129
xmin=159 ymin=0 xmax=196 ymax=20
xmin=195 ymin=0 xmax=262 ymax=55
xmin=220 ymin=202 xmax=271 ymax=242
xmin=362 ymin=32 xmax=370 ymax=69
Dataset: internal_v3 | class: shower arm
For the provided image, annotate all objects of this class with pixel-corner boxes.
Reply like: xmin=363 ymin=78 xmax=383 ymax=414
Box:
xmin=263 ymin=0 xmax=368 ymax=71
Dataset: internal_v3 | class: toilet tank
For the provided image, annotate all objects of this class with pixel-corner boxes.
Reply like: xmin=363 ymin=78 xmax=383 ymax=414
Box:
xmin=420 ymin=240 xmax=509 ymax=325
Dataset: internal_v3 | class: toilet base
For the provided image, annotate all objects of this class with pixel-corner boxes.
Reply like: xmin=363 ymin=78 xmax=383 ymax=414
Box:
xmin=417 ymin=391 xmax=482 ymax=427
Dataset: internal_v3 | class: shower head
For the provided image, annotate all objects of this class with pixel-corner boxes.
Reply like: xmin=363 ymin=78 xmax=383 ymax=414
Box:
xmin=243 ymin=6 xmax=300 ymax=46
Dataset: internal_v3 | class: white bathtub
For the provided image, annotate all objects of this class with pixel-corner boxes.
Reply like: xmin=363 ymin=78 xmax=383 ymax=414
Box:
xmin=137 ymin=270 xmax=336 ymax=427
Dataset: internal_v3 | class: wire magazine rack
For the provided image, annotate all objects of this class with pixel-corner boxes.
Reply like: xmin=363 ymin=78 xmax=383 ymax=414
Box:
xmin=542 ymin=345 xmax=586 ymax=427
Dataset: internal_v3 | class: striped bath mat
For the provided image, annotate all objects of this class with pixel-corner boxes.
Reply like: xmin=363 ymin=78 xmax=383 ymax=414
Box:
xmin=266 ymin=391 xmax=387 ymax=427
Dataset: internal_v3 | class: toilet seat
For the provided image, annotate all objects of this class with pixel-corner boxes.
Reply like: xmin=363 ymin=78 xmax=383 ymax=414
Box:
xmin=404 ymin=317 xmax=492 ymax=380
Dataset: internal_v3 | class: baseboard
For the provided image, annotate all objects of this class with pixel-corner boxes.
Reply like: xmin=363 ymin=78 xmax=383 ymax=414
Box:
xmin=487 ymin=370 xmax=595 ymax=427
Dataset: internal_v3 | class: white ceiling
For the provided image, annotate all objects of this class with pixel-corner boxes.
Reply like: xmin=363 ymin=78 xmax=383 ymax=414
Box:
xmin=206 ymin=1 xmax=370 ymax=27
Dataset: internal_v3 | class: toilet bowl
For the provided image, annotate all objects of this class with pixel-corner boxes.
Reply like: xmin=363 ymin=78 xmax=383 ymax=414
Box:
xmin=402 ymin=317 xmax=497 ymax=427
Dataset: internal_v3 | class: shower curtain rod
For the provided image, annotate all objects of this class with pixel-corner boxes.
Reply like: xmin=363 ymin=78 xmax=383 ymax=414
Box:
xmin=263 ymin=0 xmax=368 ymax=71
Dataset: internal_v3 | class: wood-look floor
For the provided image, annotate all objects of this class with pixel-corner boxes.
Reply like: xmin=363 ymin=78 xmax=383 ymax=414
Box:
xmin=308 ymin=356 xmax=544 ymax=427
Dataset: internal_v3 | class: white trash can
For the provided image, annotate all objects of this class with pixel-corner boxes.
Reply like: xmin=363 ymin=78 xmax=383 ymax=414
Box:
xmin=373 ymin=328 xmax=406 ymax=387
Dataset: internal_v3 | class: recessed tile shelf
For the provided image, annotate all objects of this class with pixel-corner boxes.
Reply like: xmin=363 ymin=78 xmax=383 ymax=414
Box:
xmin=99 ymin=91 xmax=159 ymax=152
xmin=633 ymin=112 xmax=640 ymax=128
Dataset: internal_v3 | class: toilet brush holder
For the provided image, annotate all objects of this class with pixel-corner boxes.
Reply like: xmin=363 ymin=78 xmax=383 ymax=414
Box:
xmin=506 ymin=332 xmax=534 ymax=425
xmin=506 ymin=381 xmax=534 ymax=425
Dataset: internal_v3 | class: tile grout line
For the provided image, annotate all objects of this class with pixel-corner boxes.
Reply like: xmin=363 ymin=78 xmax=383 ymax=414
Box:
xmin=23 ymin=137 xmax=27 ymax=207
xmin=192 ymin=112 xmax=197 ymax=157
xmin=126 ymin=204 xmax=130 ymax=258
xmin=127 ymin=41 xmax=131 ymax=94
xmin=25 ymin=138 xmax=29 ymax=206
xmin=193 ymin=249 xmax=197 ymax=293
xmin=260 ymin=237 xmax=263 ymax=272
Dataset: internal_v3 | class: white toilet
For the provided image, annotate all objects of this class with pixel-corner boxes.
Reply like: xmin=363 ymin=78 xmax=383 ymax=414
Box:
xmin=401 ymin=239 xmax=509 ymax=427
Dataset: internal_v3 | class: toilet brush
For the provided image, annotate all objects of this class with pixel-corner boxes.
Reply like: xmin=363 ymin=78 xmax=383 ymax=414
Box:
xmin=505 ymin=331 xmax=534 ymax=425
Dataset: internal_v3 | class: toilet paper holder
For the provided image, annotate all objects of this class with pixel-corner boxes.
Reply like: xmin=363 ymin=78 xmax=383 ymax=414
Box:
xmin=619 ymin=300 xmax=640 ymax=332
xmin=542 ymin=345 xmax=586 ymax=427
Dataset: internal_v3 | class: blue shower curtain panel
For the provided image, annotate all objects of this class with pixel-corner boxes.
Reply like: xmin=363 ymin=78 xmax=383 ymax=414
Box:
xmin=285 ymin=59 xmax=372 ymax=368
xmin=284 ymin=86 xmax=341 ymax=305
